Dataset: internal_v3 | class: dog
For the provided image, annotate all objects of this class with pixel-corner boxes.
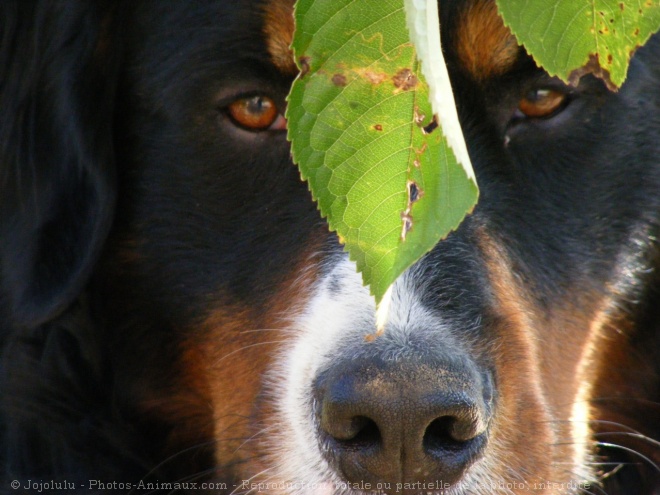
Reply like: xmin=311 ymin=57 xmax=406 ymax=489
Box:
xmin=1 ymin=0 xmax=658 ymax=494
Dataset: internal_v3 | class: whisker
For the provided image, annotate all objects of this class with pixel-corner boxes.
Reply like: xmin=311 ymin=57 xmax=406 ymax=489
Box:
xmin=589 ymin=397 xmax=660 ymax=408
xmin=558 ymin=467 xmax=608 ymax=495
xmin=216 ymin=340 xmax=288 ymax=364
xmin=163 ymin=467 xmax=220 ymax=495
xmin=593 ymin=430 xmax=660 ymax=449
xmin=130 ymin=439 xmax=217 ymax=491
xmin=548 ymin=418 xmax=658 ymax=443
xmin=133 ymin=468 xmax=217 ymax=495
xmin=598 ymin=461 xmax=625 ymax=482
xmin=229 ymin=466 xmax=275 ymax=495
xmin=596 ymin=441 xmax=660 ymax=473
xmin=583 ymin=419 xmax=647 ymax=432
xmin=233 ymin=424 xmax=277 ymax=455
xmin=576 ymin=484 xmax=605 ymax=495
xmin=239 ymin=328 xmax=283 ymax=334
xmin=582 ymin=485 xmax=606 ymax=495
xmin=156 ymin=455 xmax=266 ymax=495
xmin=544 ymin=419 xmax=639 ymax=432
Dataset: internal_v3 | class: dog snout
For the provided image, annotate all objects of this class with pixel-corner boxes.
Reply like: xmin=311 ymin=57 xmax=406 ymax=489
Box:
xmin=314 ymin=355 xmax=493 ymax=489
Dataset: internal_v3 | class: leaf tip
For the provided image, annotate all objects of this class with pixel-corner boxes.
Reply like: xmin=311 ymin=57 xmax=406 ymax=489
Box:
xmin=366 ymin=284 xmax=394 ymax=342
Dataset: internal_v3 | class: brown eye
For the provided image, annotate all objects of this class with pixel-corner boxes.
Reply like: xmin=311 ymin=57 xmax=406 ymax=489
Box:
xmin=227 ymin=95 xmax=284 ymax=131
xmin=518 ymin=89 xmax=567 ymax=118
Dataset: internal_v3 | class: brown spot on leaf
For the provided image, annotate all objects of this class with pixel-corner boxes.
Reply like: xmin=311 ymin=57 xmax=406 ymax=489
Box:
xmin=262 ymin=0 xmax=297 ymax=75
xmin=373 ymin=124 xmax=383 ymax=131
xmin=299 ymin=56 xmax=311 ymax=77
xmin=401 ymin=181 xmax=424 ymax=241
xmin=400 ymin=212 xmax=414 ymax=240
xmin=569 ymin=53 xmax=617 ymax=91
xmin=414 ymin=106 xmax=426 ymax=126
xmin=456 ymin=0 xmax=520 ymax=81
xmin=392 ymin=68 xmax=418 ymax=91
xmin=332 ymin=73 xmax=348 ymax=86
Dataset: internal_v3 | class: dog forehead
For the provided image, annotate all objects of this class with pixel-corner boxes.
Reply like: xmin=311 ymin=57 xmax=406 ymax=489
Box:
xmin=449 ymin=0 xmax=520 ymax=81
xmin=262 ymin=0 xmax=297 ymax=75
xmin=263 ymin=0 xmax=520 ymax=81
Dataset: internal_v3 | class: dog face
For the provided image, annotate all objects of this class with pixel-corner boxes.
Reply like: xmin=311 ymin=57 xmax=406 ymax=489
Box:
xmin=1 ymin=0 xmax=659 ymax=494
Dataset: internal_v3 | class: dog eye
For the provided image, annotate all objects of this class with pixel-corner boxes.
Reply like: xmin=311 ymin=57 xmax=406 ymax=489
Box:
xmin=227 ymin=95 xmax=286 ymax=131
xmin=518 ymin=89 xmax=567 ymax=118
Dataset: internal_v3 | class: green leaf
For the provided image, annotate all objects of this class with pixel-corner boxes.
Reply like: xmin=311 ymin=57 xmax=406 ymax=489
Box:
xmin=496 ymin=0 xmax=660 ymax=89
xmin=404 ymin=0 xmax=474 ymax=180
xmin=287 ymin=0 xmax=478 ymax=304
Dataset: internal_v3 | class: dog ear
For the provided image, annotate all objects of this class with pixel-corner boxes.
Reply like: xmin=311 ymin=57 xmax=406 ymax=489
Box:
xmin=0 ymin=1 xmax=119 ymax=328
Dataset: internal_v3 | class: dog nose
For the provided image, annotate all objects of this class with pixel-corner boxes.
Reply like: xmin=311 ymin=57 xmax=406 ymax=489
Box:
xmin=315 ymin=356 xmax=492 ymax=488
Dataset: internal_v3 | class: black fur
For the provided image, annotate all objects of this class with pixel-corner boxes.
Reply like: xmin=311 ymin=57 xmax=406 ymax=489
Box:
xmin=1 ymin=1 xmax=319 ymax=491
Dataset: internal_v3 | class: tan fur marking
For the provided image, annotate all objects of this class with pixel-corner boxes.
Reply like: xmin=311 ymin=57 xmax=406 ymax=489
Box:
xmin=457 ymin=0 xmax=519 ymax=81
xmin=477 ymin=227 xmax=652 ymax=486
xmin=134 ymin=228 xmax=325 ymax=470
xmin=263 ymin=0 xmax=297 ymax=75
xmin=478 ymin=232 xmax=558 ymax=489
xmin=179 ymin=235 xmax=324 ymax=473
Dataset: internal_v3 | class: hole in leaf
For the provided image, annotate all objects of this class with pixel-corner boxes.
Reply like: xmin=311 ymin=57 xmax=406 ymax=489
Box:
xmin=422 ymin=115 xmax=439 ymax=134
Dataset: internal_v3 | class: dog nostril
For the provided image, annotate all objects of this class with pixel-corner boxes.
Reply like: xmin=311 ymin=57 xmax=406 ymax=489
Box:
xmin=334 ymin=416 xmax=381 ymax=449
xmin=423 ymin=414 xmax=486 ymax=454
xmin=424 ymin=416 xmax=466 ymax=450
